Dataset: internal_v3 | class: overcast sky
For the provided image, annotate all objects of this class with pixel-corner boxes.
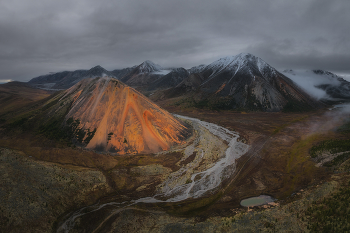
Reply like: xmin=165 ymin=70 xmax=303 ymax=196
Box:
xmin=0 ymin=0 xmax=349 ymax=82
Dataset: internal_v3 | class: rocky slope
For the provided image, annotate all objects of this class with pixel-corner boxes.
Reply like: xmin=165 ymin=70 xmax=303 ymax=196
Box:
xmin=48 ymin=77 xmax=191 ymax=154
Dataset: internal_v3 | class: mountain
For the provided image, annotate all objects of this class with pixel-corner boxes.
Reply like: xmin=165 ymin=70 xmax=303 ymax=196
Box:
xmin=162 ymin=53 xmax=323 ymax=112
xmin=44 ymin=77 xmax=190 ymax=154
xmin=282 ymin=69 xmax=350 ymax=102
xmin=119 ymin=60 xmax=171 ymax=87
xmin=147 ymin=68 xmax=189 ymax=91
xmin=137 ymin=60 xmax=163 ymax=73
xmin=28 ymin=65 xmax=115 ymax=90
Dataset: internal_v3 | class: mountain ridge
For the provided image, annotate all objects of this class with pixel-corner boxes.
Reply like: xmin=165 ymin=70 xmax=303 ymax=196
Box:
xmin=28 ymin=65 xmax=114 ymax=90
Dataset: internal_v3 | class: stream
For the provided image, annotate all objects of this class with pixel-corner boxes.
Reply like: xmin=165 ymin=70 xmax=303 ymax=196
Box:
xmin=56 ymin=115 xmax=249 ymax=233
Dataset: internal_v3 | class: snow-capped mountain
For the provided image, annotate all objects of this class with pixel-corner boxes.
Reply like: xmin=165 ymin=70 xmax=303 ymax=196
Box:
xmin=200 ymin=53 xmax=277 ymax=87
xmin=163 ymin=53 xmax=323 ymax=111
xmin=282 ymin=69 xmax=350 ymax=101
xmin=138 ymin=60 xmax=162 ymax=73
xmin=28 ymin=65 xmax=115 ymax=90
xmin=119 ymin=60 xmax=171 ymax=87
xmin=188 ymin=64 xmax=206 ymax=74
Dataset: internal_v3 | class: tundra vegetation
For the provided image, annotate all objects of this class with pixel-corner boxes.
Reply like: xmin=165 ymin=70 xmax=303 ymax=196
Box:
xmin=1 ymin=82 xmax=350 ymax=232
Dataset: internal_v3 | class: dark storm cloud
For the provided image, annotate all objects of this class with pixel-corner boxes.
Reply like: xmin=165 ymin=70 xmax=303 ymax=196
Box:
xmin=0 ymin=0 xmax=349 ymax=82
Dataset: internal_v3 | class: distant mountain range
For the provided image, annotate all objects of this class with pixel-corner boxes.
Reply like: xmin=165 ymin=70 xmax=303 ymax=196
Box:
xmin=28 ymin=60 xmax=189 ymax=91
xmin=26 ymin=53 xmax=350 ymax=111
xmin=28 ymin=65 xmax=114 ymax=90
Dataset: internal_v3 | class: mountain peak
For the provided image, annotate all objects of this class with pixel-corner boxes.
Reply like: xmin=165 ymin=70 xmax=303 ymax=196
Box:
xmin=57 ymin=77 xmax=190 ymax=154
xmin=205 ymin=53 xmax=272 ymax=77
xmin=138 ymin=60 xmax=162 ymax=73
xmin=86 ymin=65 xmax=110 ymax=78
xmin=88 ymin=65 xmax=106 ymax=72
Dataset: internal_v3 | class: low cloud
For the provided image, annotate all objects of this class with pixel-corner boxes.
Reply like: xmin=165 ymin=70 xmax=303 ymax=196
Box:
xmin=307 ymin=103 xmax=350 ymax=137
xmin=282 ymin=70 xmax=341 ymax=100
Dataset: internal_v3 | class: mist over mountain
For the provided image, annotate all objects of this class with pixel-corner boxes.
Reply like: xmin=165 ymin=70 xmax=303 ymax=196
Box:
xmin=282 ymin=69 xmax=350 ymax=102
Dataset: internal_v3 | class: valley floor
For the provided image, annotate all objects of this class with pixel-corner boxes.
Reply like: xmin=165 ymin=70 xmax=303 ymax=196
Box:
xmin=1 ymin=104 xmax=350 ymax=232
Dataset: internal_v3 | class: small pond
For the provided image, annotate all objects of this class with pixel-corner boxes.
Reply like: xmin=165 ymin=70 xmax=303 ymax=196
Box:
xmin=330 ymin=103 xmax=350 ymax=111
xmin=240 ymin=195 xmax=275 ymax=207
